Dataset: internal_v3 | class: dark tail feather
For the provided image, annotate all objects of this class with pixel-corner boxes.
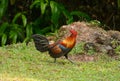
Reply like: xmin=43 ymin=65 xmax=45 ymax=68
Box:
xmin=32 ymin=34 xmax=49 ymax=52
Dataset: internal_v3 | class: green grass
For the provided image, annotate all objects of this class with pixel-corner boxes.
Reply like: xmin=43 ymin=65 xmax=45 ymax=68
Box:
xmin=0 ymin=43 xmax=120 ymax=81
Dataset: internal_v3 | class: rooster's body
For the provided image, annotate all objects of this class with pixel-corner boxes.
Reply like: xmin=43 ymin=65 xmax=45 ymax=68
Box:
xmin=32 ymin=29 xmax=77 ymax=63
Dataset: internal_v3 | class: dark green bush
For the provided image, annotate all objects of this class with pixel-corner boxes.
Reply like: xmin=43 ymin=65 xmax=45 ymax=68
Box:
xmin=30 ymin=0 xmax=91 ymax=34
xmin=0 ymin=0 xmax=91 ymax=46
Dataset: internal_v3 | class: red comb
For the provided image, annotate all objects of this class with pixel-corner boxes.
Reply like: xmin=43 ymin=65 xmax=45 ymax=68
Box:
xmin=70 ymin=29 xmax=77 ymax=35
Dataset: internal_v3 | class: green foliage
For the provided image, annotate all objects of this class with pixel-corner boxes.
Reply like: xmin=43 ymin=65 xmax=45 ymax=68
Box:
xmin=89 ymin=20 xmax=101 ymax=26
xmin=70 ymin=42 xmax=85 ymax=54
xmin=12 ymin=12 xmax=27 ymax=27
xmin=87 ymin=49 xmax=96 ymax=55
xmin=0 ymin=0 xmax=8 ymax=19
xmin=10 ymin=0 xmax=16 ymax=5
xmin=30 ymin=0 xmax=91 ymax=34
xmin=70 ymin=11 xmax=91 ymax=21
xmin=115 ymin=46 xmax=120 ymax=55
xmin=0 ymin=0 xmax=91 ymax=46
xmin=71 ymin=42 xmax=96 ymax=55
xmin=118 ymin=0 xmax=120 ymax=9
xmin=1 ymin=34 xmax=7 ymax=46
xmin=0 ymin=12 xmax=33 ymax=46
xmin=24 ymin=23 xmax=33 ymax=43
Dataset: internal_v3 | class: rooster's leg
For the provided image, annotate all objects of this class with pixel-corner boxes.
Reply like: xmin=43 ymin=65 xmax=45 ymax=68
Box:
xmin=64 ymin=55 xmax=74 ymax=64
xmin=54 ymin=58 xmax=56 ymax=63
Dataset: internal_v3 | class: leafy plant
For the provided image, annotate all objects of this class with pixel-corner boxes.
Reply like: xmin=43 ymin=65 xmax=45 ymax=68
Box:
xmin=70 ymin=42 xmax=85 ymax=55
xmin=0 ymin=0 xmax=91 ymax=46
xmin=0 ymin=0 xmax=8 ymax=19
xmin=30 ymin=0 xmax=91 ymax=34
xmin=118 ymin=0 xmax=120 ymax=9
xmin=0 ymin=12 xmax=33 ymax=46
xmin=115 ymin=46 xmax=120 ymax=55
xmin=89 ymin=20 xmax=101 ymax=26
xmin=70 ymin=11 xmax=91 ymax=21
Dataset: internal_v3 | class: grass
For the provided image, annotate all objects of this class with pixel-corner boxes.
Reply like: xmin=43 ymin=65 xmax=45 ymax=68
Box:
xmin=0 ymin=42 xmax=120 ymax=81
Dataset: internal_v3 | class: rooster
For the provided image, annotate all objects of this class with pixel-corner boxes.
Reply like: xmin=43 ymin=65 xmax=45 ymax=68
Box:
xmin=32 ymin=29 xmax=77 ymax=63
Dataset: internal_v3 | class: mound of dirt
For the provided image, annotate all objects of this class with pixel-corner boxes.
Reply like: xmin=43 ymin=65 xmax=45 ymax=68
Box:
xmin=58 ymin=21 xmax=120 ymax=56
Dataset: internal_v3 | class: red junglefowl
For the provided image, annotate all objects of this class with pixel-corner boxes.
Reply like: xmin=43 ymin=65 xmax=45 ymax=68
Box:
xmin=32 ymin=29 xmax=77 ymax=63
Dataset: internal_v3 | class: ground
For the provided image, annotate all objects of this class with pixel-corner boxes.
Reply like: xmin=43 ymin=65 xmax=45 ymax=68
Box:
xmin=0 ymin=43 xmax=120 ymax=81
